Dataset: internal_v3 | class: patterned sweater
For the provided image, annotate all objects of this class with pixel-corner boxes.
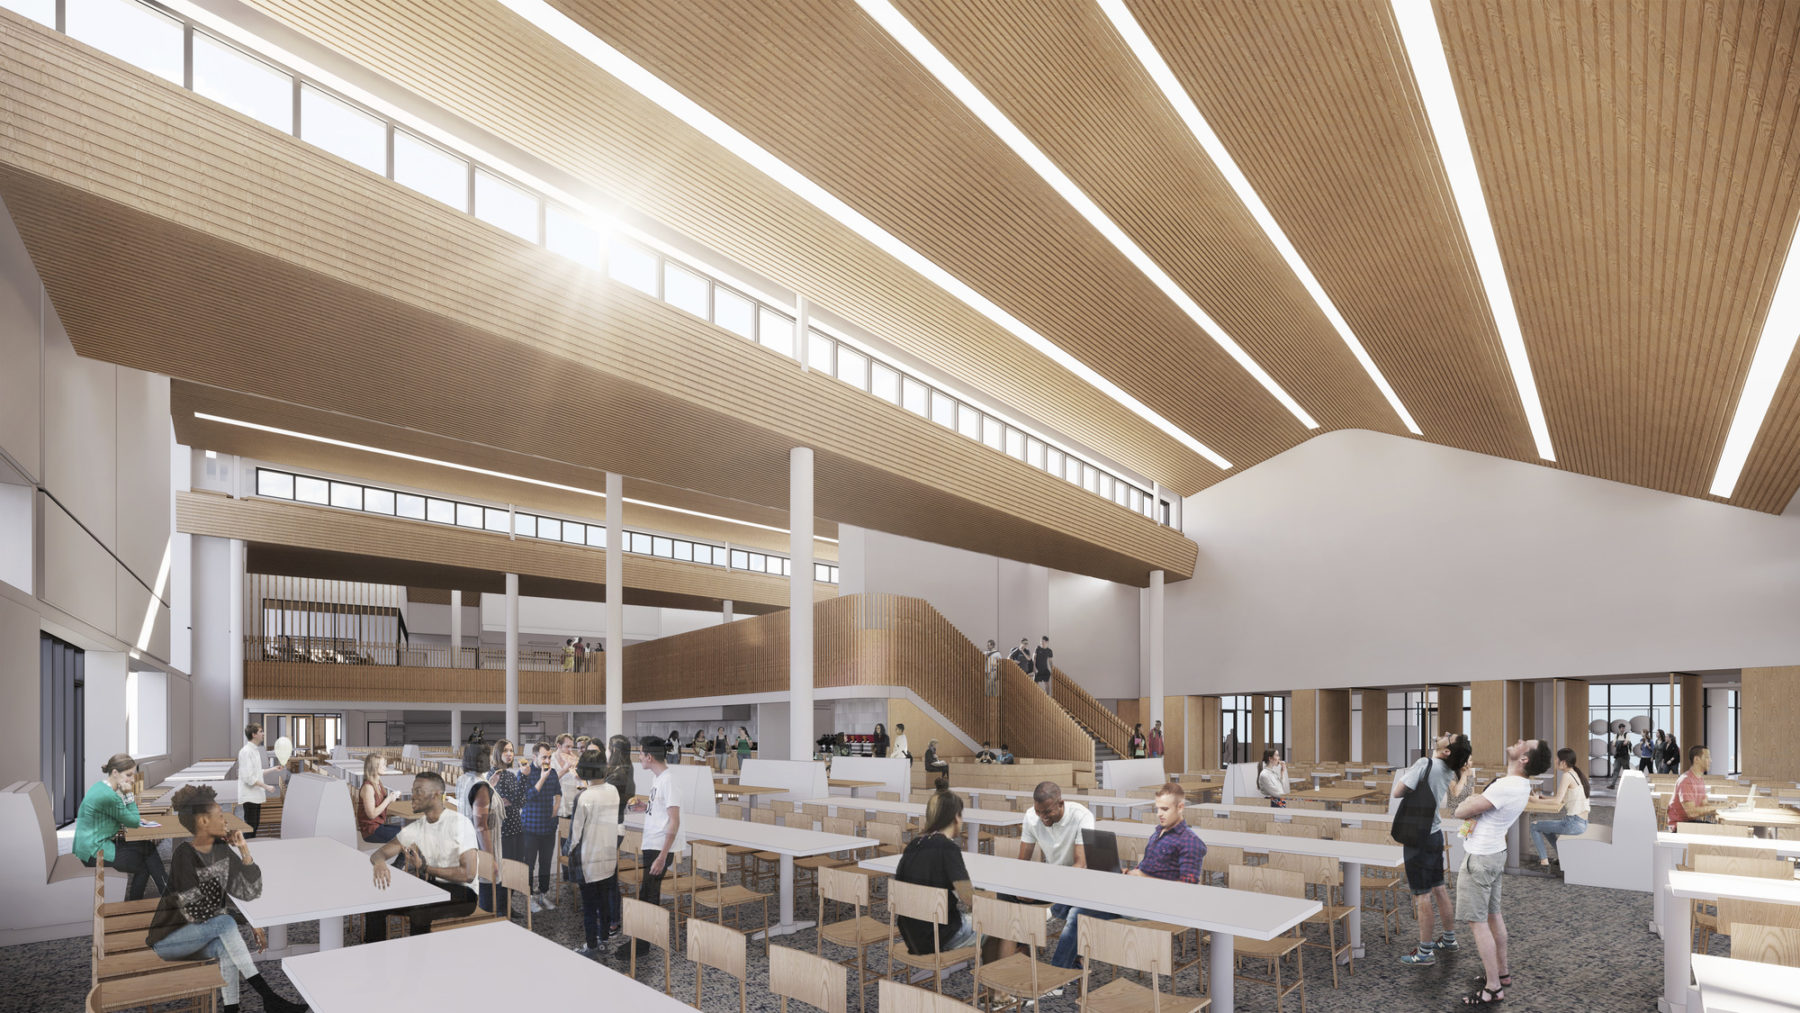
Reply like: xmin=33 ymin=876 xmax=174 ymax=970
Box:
xmin=145 ymin=841 xmax=262 ymax=948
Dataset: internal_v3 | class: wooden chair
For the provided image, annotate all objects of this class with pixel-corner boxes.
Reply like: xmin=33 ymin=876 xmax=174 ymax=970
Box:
xmin=1268 ymin=823 xmax=1324 ymax=840
xmin=1075 ymin=915 xmax=1211 ymax=1013
xmin=772 ymin=944 xmax=849 ymax=1013
xmin=718 ymin=803 xmax=745 ymax=820
xmin=1227 ymin=865 xmax=1306 ymax=1012
xmin=818 ymin=866 xmax=887 ymax=1013
xmin=621 ymin=896 xmax=672 ymax=994
xmin=431 ymin=851 xmax=504 ymax=932
xmin=690 ymin=842 xmax=771 ymax=953
xmin=1337 ymin=826 xmax=1408 ymax=942
xmin=1199 ymin=844 xmax=1244 ymax=887
xmin=688 ymin=918 xmax=749 ymax=1013
xmin=1211 ymin=817 xmax=1249 ymax=833
xmin=885 ymin=879 xmax=977 ymax=995
xmin=878 ymin=979 xmax=968 ymax=1013
xmin=1269 ymin=852 xmax=1356 ymax=986
xmin=1238 ymin=812 xmax=1276 ymax=834
xmin=555 ymin=816 xmax=573 ymax=906
xmin=618 ymin=829 xmax=646 ymax=895
xmin=87 ymin=979 xmax=217 ymax=1013
xmin=1732 ymin=924 xmax=1800 ymax=967
xmin=866 ymin=820 xmax=905 ymax=857
xmin=972 ymin=894 xmax=1081 ymax=1010
xmin=877 ymin=792 xmax=902 ymax=802
xmin=1694 ymin=859 xmax=1800 ymax=952
xmin=1294 ymin=816 xmax=1341 ymax=839
xmin=1342 ymin=803 xmax=1389 ymax=814
xmin=91 ymin=858 xmax=215 ymax=992
xmin=748 ymin=811 xmax=784 ymax=892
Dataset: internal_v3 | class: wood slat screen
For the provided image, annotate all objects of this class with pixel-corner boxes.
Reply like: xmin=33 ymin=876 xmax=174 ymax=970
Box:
xmin=1051 ymin=666 xmax=1132 ymax=758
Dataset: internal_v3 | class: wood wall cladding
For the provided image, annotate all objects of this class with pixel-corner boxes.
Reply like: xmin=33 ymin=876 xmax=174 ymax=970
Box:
xmin=1317 ymin=689 xmax=1350 ymax=763
xmin=1359 ymin=690 xmax=1387 ymax=765
xmin=1051 ymin=668 xmax=1132 ymax=758
xmin=1741 ymin=666 xmax=1800 ymax=783
xmin=1435 ymin=685 xmax=1464 ymax=737
xmin=0 ymin=16 xmax=1194 ymax=587
xmin=1556 ymin=680 xmax=1589 ymax=759
xmin=1189 ymin=695 xmax=1221 ymax=772
xmin=1471 ymin=681 xmax=1506 ymax=767
xmin=1679 ymin=674 xmax=1705 ymax=761
xmin=1289 ymin=688 xmax=1317 ymax=764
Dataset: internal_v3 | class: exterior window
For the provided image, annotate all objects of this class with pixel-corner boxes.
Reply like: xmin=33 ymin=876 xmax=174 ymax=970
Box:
xmin=714 ymin=287 xmax=755 ymax=339
xmin=630 ymin=532 xmax=652 ymax=554
xmin=730 ymin=549 xmax=749 ymax=570
xmin=1159 ymin=500 xmax=1172 ymax=525
xmin=748 ymin=553 xmax=766 ymax=573
xmin=483 ymin=508 xmax=510 ymax=533
xmin=607 ymin=239 xmax=658 ymax=296
xmin=364 ymin=488 xmax=395 ymax=514
xmin=257 ymin=469 xmax=294 ymax=499
xmin=193 ymin=34 xmax=293 ymax=133
xmin=574 ymin=524 xmax=595 ymax=545
xmin=1065 ymin=456 xmax=1082 ymax=483
xmin=836 ymin=346 xmax=868 ymax=390
xmin=1046 ymin=448 xmax=1063 ymax=477
xmin=3 ymin=0 xmax=53 ymax=28
xmin=539 ymin=517 xmax=561 ymax=542
xmin=674 ymin=541 xmax=693 ymax=562
xmin=300 ymin=85 xmax=387 ymax=175
xmin=426 ymin=498 xmax=454 ymax=524
xmin=1027 ymin=439 xmax=1046 ymax=470
xmin=808 ymin=332 xmax=835 ymax=373
xmin=455 ymin=503 xmax=483 ymax=528
xmin=1004 ymin=428 xmax=1026 ymax=460
xmin=930 ymin=391 xmax=956 ymax=429
xmin=871 ymin=363 xmax=900 ymax=405
xmin=295 ymin=476 xmax=329 ymax=505
xmin=901 ymin=377 xmax=928 ymax=416
xmin=663 ymin=263 xmax=709 ymax=319
xmin=957 ymin=404 xmax=981 ymax=440
xmin=711 ymin=546 xmax=729 ymax=566
xmin=68 ymin=0 xmax=184 ymax=86
xmin=393 ymin=130 xmax=468 ymax=210
xmin=758 ymin=309 xmax=795 ymax=357
xmin=982 ymin=416 xmax=1004 ymax=451
xmin=652 ymin=536 xmax=674 ymax=558
xmin=545 ymin=206 xmax=602 ymax=269
xmin=1099 ymin=475 xmax=1114 ymax=501
xmin=328 ymin=482 xmax=363 ymax=510
xmin=474 ymin=170 xmax=539 ymax=242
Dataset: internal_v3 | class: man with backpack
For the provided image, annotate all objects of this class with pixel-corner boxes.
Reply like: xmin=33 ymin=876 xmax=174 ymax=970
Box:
xmin=1392 ymin=732 xmax=1472 ymax=966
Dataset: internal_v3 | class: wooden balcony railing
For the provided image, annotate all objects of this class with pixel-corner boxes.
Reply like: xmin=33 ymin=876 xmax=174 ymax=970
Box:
xmin=246 ymin=638 xmax=594 ymax=672
xmin=1052 ymin=666 xmax=1132 ymax=758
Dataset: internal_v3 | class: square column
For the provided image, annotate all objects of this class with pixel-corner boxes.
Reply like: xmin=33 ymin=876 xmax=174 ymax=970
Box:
xmin=606 ymin=472 xmax=624 ymax=743
xmin=790 ymin=448 xmax=813 ymax=760
xmin=505 ymin=572 xmax=519 ymax=746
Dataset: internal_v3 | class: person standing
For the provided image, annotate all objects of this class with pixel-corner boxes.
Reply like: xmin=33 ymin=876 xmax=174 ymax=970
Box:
xmin=456 ymin=742 xmax=502 ymax=913
xmin=735 ymin=726 xmax=754 ymax=769
xmin=572 ymin=639 xmax=586 ymax=674
xmin=1668 ymin=745 xmax=1726 ymax=826
xmin=1529 ymin=747 xmax=1590 ymax=873
xmin=1638 ymin=732 xmax=1656 ymax=773
xmin=357 ymin=752 xmax=401 ymax=845
xmin=568 ymin=753 xmax=620 ymax=958
xmin=1147 ymin=720 xmax=1164 ymax=759
xmin=1452 ymin=738 xmax=1552 ymax=1006
xmin=1222 ymin=729 xmax=1238 ymax=767
xmin=1257 ymin=747 xmax=1290 ymax=808
xmin=1033 ymin=636 xmax=1055 ymax=696
xmin=982 ymin=639 xmax=1003 ymax=746
xmin=871 ymin=723 xmax=890 ymax=762
xmin=616 ymin=736 xmax=681 ymax=961
xmin=562 ymin=639 xmax=576 ymax=673
xmin=714 ymin=727 xmax=729 ymax=772
xmin=1610 ymin=734 xmax=1629 ymax=787
xmin=1662 ymin=733 xmax=1681 ymax=775
xmin=150 ymin=784 xmax=308 ymax=1012
xmin=1016 ymin=783 xmax=1099 ymax=970
xmin=891 ymin=723 xmax=911 ymax=764
xmin=520 ymin=740 xmax=563 ymax=912
xmin=666 ymin=728 xmax=682 ymax=762
xmin=366 ymin=772 xmax=481 ymax=941
xmin=601 ymin=735 xmax=635 ymax=939
xmin=487 ymin=739 xmax=526 ymax=912
xmin=1129 ymin=724 xmax=1147 ymax=759
xmin=1394 ymin=733 xmax=1472 ymax=965
xmin=74 ymin=753 xmax=168 ymax=900
xmin=237 ymin=723 xmax=276 ymax=838
xmin=1009 ymin=638 xmax=1034 ymax=682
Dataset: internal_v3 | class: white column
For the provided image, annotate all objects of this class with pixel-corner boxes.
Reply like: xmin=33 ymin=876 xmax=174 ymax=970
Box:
xmin=505 ymin=572 xmax=519 ymax=746
xmin=722 ymin=599 xmax=734 ymax=623
xmin=605 ymin=472 xmax=624 ymax=743
xmin=1148 ymin=569 xmax=1165 ymax=732
xmin=790 ymin=448 xmax=814 ymax=761
xmin=227 ymin=538 xmax=245 ymax=736
xmin=449 ymin=589 xmax=462 ymax=667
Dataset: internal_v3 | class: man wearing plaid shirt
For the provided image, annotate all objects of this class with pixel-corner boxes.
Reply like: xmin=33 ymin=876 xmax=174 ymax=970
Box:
xmin=1131 ymin=782 xmax=1207 ymax=884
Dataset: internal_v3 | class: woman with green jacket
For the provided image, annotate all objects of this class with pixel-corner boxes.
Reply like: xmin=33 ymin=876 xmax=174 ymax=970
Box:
xmin=74 ymin=753 xmax=168 ymax=900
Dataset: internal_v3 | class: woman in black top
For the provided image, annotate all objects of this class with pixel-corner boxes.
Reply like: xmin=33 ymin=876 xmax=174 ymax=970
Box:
xmin=894 ymin=779 xmax=975 ymax=955
xmin=601 ymin=734 xmax=635 ymax=938
xmin=148 ymin=785 xmax=307 ymax=1013
xmin=1129 ymin=724 xmax=1148 ymax=759
xmin=872 ymin=723 xmax=890 ymax=760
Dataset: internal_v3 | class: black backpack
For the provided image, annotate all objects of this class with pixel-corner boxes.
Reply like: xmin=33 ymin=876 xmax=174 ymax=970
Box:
xmin=1390 ymin=760 xmax=1439 ymax=849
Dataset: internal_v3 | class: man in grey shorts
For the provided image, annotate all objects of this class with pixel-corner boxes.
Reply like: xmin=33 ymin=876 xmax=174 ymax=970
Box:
xmin=1453 ymin=737 xmax=1552 ymax=1006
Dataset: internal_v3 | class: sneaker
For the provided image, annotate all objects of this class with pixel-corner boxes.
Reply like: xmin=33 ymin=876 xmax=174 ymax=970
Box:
xmin=574 ymin=944 xmax=601 ymax=959
xmin=1436 ymin=933 xmax=1459 ymax=950
xmin=528 ymin=895 xmax=543 ymax=914
xmin=1400 ymin=946 xmax=1437 ymax=965
xmin=538 ymin=893 xmax=556 ymax=911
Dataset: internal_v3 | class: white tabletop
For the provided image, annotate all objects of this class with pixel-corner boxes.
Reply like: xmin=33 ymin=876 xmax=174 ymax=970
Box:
xmin=1668 ymin=870 xmax=1800 ymax=905
xmin=231 ymin=836 xmax=446 ymax=928
xmin=801 ymin=796 xmax=1025 ymax=827
xmin=1690 ymin=954 xmax=1800 ymax=1012
xmin=284 ymin=919 xmax=686 ymax=1010
xmin=857 ymin=851 xmax=1317 ymax=941
xmin=1194 ymin=802 xmax=1394 ymax=824
xmin=1656 ymin=832 xmax=1800 ymax=857
xmin=953 ymin=787 xmax=1151 ymax=810
xmin=1095 ymin=820 xmax=1405 ymax=868
xmin=626 ymin=812 xmax=875 ymax=857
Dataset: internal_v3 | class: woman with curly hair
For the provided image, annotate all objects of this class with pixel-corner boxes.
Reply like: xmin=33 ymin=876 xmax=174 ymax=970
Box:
xmin=147 ymin=784 xmax=308 ymax=1012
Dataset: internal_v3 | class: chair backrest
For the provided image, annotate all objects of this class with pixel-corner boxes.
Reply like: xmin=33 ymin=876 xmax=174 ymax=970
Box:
xmin=471 ymin=849 xmax=498 ymax=885
xmin=874 ymin=811 xmax=908 ymax=827
xmin=822 ymin=816 xmax=857 ymax=837
xmin=1268 ymin=823 xmax=1324 ymax=839
xmin=878 ymin=979 xmax=967 ymax=1013
xmin=802 ymin=803 xmax=829 ymax=822
xmin=1115 ymin=833 xmax=1147 ymax=868
xmin=1677 ymin=822 xmax=1753 ymax=837
xmin=1238 ymin=812 xmax=1274 ymax=830
xmin=1732 ymin=923 xmax=1800 ymax=967
xmin=770 ymin=944 xmax=848 ymax=1013
xmin=1212 ymin=817 xmax=1248 ymax=833
xmin=770 ymin=800 xmax=797 ymax=816
xmin=819 ymin=865 xmax=870 ymax=908
xmin=623 ymin=829 xmax=644 ymax=853
xmin=718 ymin=803 xmax=744 ymax=820
xmin=1078 ymin=916 xmax=1172 ymax=976
xmin=622 ymin=896 xmax=670 ymax=949
xmin=867 ymin=822 xmax=903 ymax=848
xmin=877 ymin=792 xmax=902 ymax=801
xmin=1693 ymin=855 xmax=1795 ymax=880
xmin=1200 ymin=844 xmax=1244 ymax=875
xmin=889 ymin=879 xmax=949 ymax=926
xmin=751 ymin=809 xmax=776 ymax=826
xmin=1336 ymin=826 xmax=1392 ymax=845
xmin=1228 ymin=863 xmax=1305 ymax=899
xmin=693 ymin=842 xmax=729 ymax=880
xmin=1295 ymin=816 xmax=1341 ymax=837
xmin=1720 ymin=899 xmax=1800 ymax=936
xmin=972 ymin=895 xmax=1047 ymax=948
xmin=689 ymin=917 xmax=747 ymax=979
xmin=1268 ymin=851 xmax=1341 ymax=887
xmin=1344 ymin=802 xmax=1390 ymax=814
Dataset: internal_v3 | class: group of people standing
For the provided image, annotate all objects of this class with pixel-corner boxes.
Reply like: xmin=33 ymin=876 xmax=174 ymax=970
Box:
xmin=1609 ymin=729 xmax=1681 ymax=781
xmin=560 ymin=637 xmax=603 ymax=672
xmin=1126 ymin=720 xmax=1166 ymax=758
xmin=983 ymin=635 xmax=1055 ymax=695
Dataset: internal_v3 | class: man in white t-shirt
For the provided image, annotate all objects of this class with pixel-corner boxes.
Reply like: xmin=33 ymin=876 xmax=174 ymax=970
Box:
xmin=237 ymin=723 xmax=276 ymax=837
xmin=366 ymin=771 xmax=479 ymax=940
xmin=616 ymin=736 xmax=681 ymax=961
xmin=1016 ymin=782 xmax=1097 ymax=973
xmin=1452 ymin=738 xmax=1551 ymax=1005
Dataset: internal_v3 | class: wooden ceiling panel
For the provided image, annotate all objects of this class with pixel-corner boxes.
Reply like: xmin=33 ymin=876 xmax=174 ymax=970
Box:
xmin=1125 ymin=0 xmax=1534 ymax=462
xmin=1434 ymin=0 xmax=1800 ymax=509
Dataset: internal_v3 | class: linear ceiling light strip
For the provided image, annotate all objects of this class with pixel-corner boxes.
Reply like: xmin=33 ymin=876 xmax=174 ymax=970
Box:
xmin=853 ymin=0 xmax=1317 ymax=431
xmin=1390 ymin=0 xmax=1554 ymax=461
xmin=1708 ymin=232 xmax=1800 ymax=497
xmin=192 ymin=412 xmax=838 ymax=541
xmin=1097 ymin=0 xmax=1420 ymax=436
xmin=495 ymin=0 xmax=1230 ymax=469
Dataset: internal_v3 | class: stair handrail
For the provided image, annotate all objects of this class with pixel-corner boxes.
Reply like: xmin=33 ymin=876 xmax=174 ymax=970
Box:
xmin=1050 ymin=667 xmax=1133 ymax=758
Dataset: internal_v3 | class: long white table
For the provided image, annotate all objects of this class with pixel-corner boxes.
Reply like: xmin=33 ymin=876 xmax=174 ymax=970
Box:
xmin=952 ymin=787 xmax=1150 ymax=818
xmin=626 ymin=811 xmax=874 ymax=937
xmin=1662 ymin=871 xmax=1800 ymax=1012
xmin=859 ymin=850 xmax=1317 ymax=1013
xmin=1689 ymin=954 xmax=1800 ymax=1012
xmin=1194 ymin=802 xmax=1394 ymax=824
xmin=284 ymin=919 xmax=687 ymax=1011
xmin=1651 ymin=832 xmax=1800 ymax=936
xmin=231 ymin=836 xmax=446 ymax=954
xmin=800 ymin=797 xmax=1026 ymax=854
xmin=1096 ymin=819 xmax=1402 ymax=958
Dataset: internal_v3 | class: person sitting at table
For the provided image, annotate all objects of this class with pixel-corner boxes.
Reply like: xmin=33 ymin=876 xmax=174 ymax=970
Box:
xmin=1668 ymin=745 xmax=1726 ymax=826
xmin=1257 ymin=747 xmax=1290 ymax=808
xmin=455 ymin=742 xmax=503 ymax=913
xmin=365 ymin=771 xmax=481 ymax=941
xmin=1529 ymin=747 xmax=1590 ymax=874
xmin=923 ymin=739 xmax=950 ymax=775
xmin=1129 ymin=783 xmax=1206 ymax=886
xmin=74 ymin=752 xmax=169 ymax=901
xmin=1018 ymin=782 xmax=1100 ymax=972
xmin=997 ymin=743 xmax=1016 ymax=765
xmin=149 ymin=784 xmax=308 ymax=1013
xmin=357 ymin=752 xmax=401 ymax=845
xmin=976 ymin=742 xmax=998 ymax=763
xmin=567 ymin=753 xmax=621 ymax=958
xmin=895 ymin=779 xmax=977 ymax=956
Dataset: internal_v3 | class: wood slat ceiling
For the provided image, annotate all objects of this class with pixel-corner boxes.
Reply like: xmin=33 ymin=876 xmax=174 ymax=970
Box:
xmin=0 ymin=15 xmax=1193 ymax=586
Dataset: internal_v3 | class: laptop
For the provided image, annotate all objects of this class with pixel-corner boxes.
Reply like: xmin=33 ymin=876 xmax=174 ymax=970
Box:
xmin=1081 ymin=828 xmax=1121 ymax=874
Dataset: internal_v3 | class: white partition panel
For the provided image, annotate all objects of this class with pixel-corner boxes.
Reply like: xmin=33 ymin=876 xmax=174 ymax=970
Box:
xmin=281 ymin=772 xmax=357 ymax=849
xmin=1101 ymin=758 xmax=1167 ymax=794
xmin=738 ymin=758 xmax=829 ymax=803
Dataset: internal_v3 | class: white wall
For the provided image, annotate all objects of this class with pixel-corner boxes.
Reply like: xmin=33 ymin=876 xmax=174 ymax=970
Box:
xmin=477 ymin=594 xmax=710 ymax=641
xmin=837 ymin=525 xmax=998 ymax=646
xmin=1171 ymin=430 xmax=1800 ymax=693
xmin=1048 ymin=572 xmax=1139 ymax=698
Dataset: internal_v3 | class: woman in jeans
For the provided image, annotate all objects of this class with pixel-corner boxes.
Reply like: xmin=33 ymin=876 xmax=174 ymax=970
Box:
xmin=74 ymin=753 xmax=168 ymax=900
xmin=356 ymin=752 xmax=401 ymax=844
xmin=1529 ymin=746 xmax=1590 ymax=872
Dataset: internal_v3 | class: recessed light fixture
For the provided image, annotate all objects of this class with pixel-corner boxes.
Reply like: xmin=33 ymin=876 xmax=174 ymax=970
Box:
xmin=192 ymin=412 xmax=837 ymax=542
xmin=1097 ymin=0 xmax=1420 ymax=436
xmin=1709 ymin=237 xmax=1800 ymax=497
xmin=855 ymin=0 xmax=1320 ymax=432
xmin=1391 ymin=0 xmax=1554 ymax=461
xmin=494 ymin=0 xmax=1231 ymax=469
